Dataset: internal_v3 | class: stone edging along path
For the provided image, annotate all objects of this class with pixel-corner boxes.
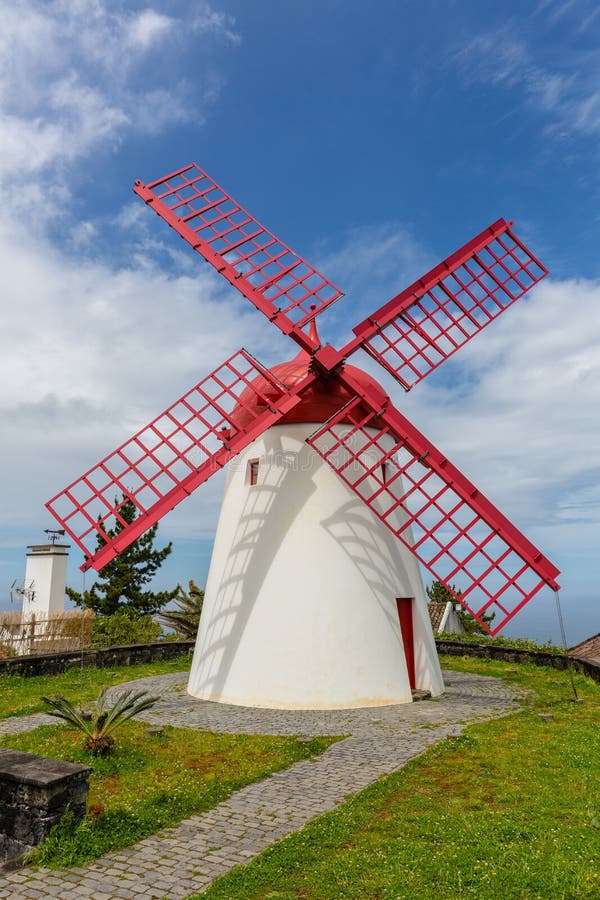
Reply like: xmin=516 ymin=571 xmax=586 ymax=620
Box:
xmin=0 ymin=670 xmax=526 ymax=900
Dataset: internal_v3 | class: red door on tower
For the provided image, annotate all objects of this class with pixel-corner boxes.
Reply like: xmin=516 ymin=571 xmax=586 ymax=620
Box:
xmin=396 ymin=597 xmax=415 ymax=689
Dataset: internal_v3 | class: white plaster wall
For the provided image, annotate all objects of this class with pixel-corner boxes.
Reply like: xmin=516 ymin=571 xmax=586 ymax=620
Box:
xmin=23 ymin=545 xmax=68 ymax=620
xmin=188 ymin=423 xmax=444 ymax=709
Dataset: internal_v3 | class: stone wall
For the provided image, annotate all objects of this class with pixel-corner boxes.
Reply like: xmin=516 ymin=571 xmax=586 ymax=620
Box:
xmin=1 ymin=638 xmax=597 ymax=684
xmin=435 ymin=639 xmax=600 ymax=684
xmin=0 ymin=640 xmax=195 ymax=678
xmin=0 ymin=749 xmax=91 ymax=868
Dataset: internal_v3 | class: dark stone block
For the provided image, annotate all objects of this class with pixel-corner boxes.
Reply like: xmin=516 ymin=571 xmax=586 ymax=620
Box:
xmin=0 ymin=749 xmax=91 ymax=867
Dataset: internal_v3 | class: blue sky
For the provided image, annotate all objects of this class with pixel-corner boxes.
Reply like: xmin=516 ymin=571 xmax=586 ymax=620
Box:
xmin=0 ymin=0 xmax=598 ymax=645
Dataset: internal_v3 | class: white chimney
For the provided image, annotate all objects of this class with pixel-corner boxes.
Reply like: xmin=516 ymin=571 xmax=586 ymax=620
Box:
xmin=22 ymin=543 xmax=70 ymax=619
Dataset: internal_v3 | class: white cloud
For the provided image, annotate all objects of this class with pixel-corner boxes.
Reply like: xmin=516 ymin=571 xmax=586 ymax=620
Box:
xmin=0 ymin=114 xmax=65 ymax=175
xmin=0 ymin=0 xmax=237 ymax=191
xmin=535 ymin=0 xmax=599 ymax=33
xmin=0 ymin=0 xmax=245 ymax=578
xmin=0 ymin=215 xmax=276 ymax=536
xmin=316 ymin=222 xmax=434 ymax=342
xmin=125 ymin=9 xmax=174 ymax=48
xmin=453 ymin=21 xmax=600 ymax=140
xmin=131 ymin=85 xmax=195 ymax=135
xmin=49 ymin=74 xmax=130 ymax=150
xmin=192 ymin=4 xmax=241 ymax=45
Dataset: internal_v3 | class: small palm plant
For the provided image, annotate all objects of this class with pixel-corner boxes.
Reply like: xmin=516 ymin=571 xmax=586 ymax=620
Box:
xmin=157 ymin=579 xmax=204 ymax=638
xmin=41 ymin=687 xmax=160 ymax=756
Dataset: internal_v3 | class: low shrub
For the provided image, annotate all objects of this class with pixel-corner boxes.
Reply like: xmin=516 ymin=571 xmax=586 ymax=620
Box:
xmin=437 ymin=631 xmax=565 ymax=652
xmin=92 ymin=612 xmax=162 ymax=648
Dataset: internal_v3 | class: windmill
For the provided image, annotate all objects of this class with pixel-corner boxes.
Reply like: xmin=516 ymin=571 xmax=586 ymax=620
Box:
xmin=47 ymin=162 xmax=560 ymax=708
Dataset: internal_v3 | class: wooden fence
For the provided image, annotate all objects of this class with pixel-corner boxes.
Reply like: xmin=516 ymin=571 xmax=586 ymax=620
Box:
xmin=0 ymin=610 xmax=94 ymax=659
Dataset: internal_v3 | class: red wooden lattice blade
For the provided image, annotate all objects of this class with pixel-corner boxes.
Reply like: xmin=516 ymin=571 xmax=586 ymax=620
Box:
xmin=350 ymin=219 xmax=548 ymax=391
xmin=46 ymin=350 xmax=302 ymax=573
xmin=133 ymin=163 xmax=343 ymax=339
xmin=307 ymin=391 xmax=560 ymax=635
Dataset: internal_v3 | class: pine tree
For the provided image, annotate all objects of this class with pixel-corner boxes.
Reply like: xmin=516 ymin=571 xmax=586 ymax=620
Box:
xmin=66 ymin=499 xmax=177 ymax=616
xmin=426 ymin=580 xmax=495 ymax=635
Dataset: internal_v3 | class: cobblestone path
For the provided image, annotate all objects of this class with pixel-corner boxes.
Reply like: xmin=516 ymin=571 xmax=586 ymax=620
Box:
xmin=0 ymin=670 xmax=524 ymax=899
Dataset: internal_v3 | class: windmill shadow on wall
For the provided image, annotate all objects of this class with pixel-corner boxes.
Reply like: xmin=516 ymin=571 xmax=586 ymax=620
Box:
xmin=321 ymin=493 xmax=440 ymax=690
xmin=192 ymin=433 xmax=319 ymax=698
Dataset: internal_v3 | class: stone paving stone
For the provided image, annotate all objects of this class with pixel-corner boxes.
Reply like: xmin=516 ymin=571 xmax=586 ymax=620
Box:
xmin=0 ymin=669 xmax=525 ymax=899
xmin=0 ymin=713 xmax=55 ymax=737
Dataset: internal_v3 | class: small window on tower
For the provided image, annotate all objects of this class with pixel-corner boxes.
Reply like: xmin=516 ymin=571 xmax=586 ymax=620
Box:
xmin=248 ymin=459 xmax=259 ymax=486
xmin=381 ymin=461 xmax=389 ymax=484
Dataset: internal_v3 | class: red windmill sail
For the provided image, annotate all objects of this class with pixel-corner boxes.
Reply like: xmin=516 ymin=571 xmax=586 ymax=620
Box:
xmin=133 ymin=163 xmax=342 ymax=352
xmin=46 ymin=162 xmax=559 ymax=635
xmin=47 ymin=351 xmax=312 ymax=571
xmin=346 ymin=219 xmax=547 ymax=391
xmin=307 ymin=381 xmax=559 ymax=635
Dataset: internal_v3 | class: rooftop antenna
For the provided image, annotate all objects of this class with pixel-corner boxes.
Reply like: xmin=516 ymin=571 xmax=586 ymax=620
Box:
xmin=10 ymin=579 xmax=35 ymax=605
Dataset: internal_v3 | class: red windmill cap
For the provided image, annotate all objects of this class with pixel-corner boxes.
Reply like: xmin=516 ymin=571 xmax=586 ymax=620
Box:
xmin=232 ymin=319 xmax=389 ymax=429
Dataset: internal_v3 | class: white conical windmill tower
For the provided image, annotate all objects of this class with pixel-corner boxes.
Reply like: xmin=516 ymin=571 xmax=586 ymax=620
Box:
xmin=190 ymin=320 xmax=443 ymax=707
xmin=47 ymin=162 xmax=561 ymax=709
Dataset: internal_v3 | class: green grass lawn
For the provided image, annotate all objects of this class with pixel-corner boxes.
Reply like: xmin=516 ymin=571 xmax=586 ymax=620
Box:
xmin=194 ymin=657 xmax=600 ymax=900
xmin=0 ymin=655 xmax=191 ymax=719
xmin=2 ymin=721 xmax=336 ymax=868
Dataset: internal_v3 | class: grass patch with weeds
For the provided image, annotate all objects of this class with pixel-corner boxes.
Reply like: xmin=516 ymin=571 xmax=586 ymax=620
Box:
xmin=0 ymin=655 xmax=191 ymax=719
xmin=195 ymin=658 xmax=599 ymax=900
xmin=2 ymin=720 xmax=337 ymax=868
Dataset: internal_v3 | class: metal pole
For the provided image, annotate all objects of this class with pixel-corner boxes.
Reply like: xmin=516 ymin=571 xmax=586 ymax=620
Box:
xmin=79 ymin=569 xmax=86 ymax=685
xmin=554 ymin=589 xmax=579 ymax=701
